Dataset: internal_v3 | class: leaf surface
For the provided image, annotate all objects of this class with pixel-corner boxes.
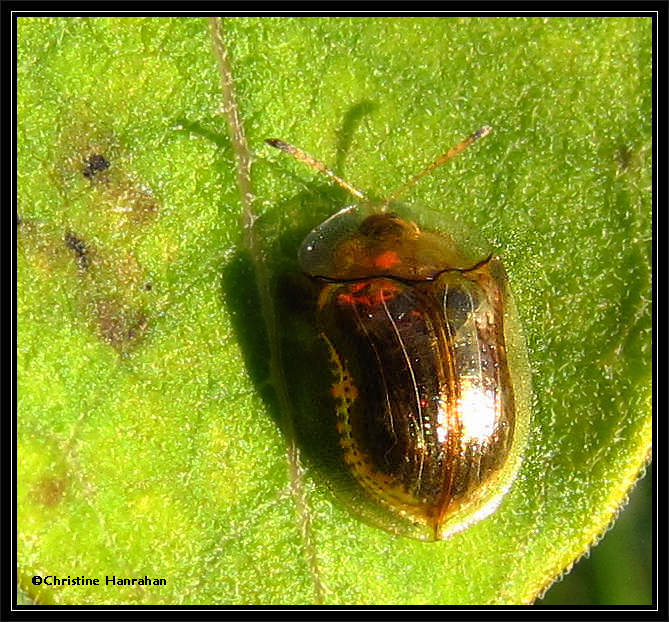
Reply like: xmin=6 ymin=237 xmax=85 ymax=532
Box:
xmin=17 ymin=16 xmax=652 ymax=605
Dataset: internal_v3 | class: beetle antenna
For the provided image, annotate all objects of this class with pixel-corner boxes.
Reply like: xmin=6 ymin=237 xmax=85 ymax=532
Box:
xmin=385 ymin=125 xmax=492 ymax=205
xmin=266 ymin=138 xmax=366 ymax=200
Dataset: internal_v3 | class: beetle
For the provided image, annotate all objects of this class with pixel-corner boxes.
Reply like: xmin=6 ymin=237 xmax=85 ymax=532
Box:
xmin=267 ymin=127 xmax=531 ymax=540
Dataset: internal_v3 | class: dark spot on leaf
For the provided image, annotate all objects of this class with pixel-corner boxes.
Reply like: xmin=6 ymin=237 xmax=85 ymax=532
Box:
xmin=616 ymin=145 xmax=631 ymax=172
xmin=83 ymin=153 xmax=110 ymax=179
xmin=64 ymin=231 xmax=89 ymax=270
xmin=33 ymin=476 xmax=68 ymax=507
xmin=17 ymin=213 xmax=23 ymax=227
xmin=143 ymin=282 xmax=152 ymax=291
xmin=94 ymin=297 xmax=149 ymax=351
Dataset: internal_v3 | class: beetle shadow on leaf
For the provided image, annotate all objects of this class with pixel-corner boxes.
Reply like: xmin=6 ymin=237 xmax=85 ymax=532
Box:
xmin=334 ymin=100 xmax=377 ymax=175
xmin=173 ymin=117 xmax=232 ymax=150
xmin=220 ymin=184 xmax=352 ymax=476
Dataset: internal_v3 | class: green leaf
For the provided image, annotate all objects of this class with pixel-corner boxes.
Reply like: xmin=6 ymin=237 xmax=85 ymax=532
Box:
xmin=17 ymin=16 xmax=651 ymax=605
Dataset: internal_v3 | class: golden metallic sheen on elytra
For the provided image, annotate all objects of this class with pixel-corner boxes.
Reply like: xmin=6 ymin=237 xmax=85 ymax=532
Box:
xmin=301 ymin=207 xmax=529 ymax=540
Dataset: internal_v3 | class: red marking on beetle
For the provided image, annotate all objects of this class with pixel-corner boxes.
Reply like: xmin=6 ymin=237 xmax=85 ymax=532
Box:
xmin=351 ymin=282 xmax=371 ymax=294
xmin=374 ymin=250 xmax=401 ymax=270
xmin=337 ymin=284 xmax=398 ymax=308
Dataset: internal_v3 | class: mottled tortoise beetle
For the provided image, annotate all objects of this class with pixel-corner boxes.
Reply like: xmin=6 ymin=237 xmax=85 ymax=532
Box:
xmin=267 ymin=127 xmax=531 ymax=541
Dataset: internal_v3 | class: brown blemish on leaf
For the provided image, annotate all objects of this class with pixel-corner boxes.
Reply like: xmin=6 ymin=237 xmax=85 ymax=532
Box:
xmin=21 ymin=112 xmax=161 ymax=353
xmin=94 ymin=297 xmax=149 ymax=351
xmin=82 ymin=251 xmax=151 ymax=352
xmin=53 ymin=111 xmax=119 ymax=191
xmin=33 ymin=475 xmax=68 ymax=507
xmin=64 ymin=231 xmax=90 ymax=270
xmin=78 ymin=163 xmax=160 ymax=227
xmin=18 ymin=219 xmax=76 ymax=275
xmin=19 ymin=221 xmax=152 ymax=353
xmin=54 ymin=111 xmax=160 ymax=228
